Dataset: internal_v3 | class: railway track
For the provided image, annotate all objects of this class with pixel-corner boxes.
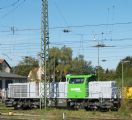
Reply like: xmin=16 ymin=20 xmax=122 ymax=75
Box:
xmin=0 ymin=112 xmax=131 ymax=120
xmin=66 ymin=116 xmax=131 ymax=120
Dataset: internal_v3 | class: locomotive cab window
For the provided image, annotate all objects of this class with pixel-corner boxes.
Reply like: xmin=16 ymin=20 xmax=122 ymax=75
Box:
xmin=69 ymin=78 xmax=84 ymax=84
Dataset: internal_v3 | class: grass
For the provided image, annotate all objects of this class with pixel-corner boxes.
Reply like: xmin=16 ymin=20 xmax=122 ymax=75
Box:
xmin=0 ymin=102 xmax=132 ymax=120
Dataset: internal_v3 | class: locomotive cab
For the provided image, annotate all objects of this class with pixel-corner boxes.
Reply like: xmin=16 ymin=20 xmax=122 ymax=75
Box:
xmin=66 ymin=74 xmax=96 ymax=109
xmin=67 ymin=74 xmax=96 ymax=99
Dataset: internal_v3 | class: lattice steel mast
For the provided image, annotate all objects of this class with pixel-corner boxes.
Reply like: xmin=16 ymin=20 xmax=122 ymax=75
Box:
xmin=40 ymin=0 xmax=49 ymax=109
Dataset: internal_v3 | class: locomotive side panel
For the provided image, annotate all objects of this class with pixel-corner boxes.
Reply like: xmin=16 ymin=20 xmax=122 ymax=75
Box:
xmin=89 ymin=81 xmax=119 ymax=99
xmin=8 ymin=82 xmax=40 ymax=99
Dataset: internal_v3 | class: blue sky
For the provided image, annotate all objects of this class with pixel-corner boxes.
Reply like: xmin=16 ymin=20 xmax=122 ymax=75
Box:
xmin=0 ymin=0 xmax=132 ymax=70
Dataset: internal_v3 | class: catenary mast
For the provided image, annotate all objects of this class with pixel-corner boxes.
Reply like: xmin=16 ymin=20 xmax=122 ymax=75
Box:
xmin=40 ymin=0 xmax=49 ymax=109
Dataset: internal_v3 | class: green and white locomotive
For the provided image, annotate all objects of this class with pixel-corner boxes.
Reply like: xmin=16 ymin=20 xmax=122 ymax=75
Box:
xmin=6 ymin=74 xmax=120 ymax=111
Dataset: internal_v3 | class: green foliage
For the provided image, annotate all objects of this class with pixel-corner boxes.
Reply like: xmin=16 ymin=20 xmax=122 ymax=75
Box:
xmin=103 ymin=69 xmax=116 ymax=80
xmin=19 ymin=56 xmax=39 ymax=67
xmin=70 ymin=55 xmax=94 ymax=75
xmin=12 ymin=56 xmax=39 ymax=76
xmin=95 ymin=66 xmax=104 ymax=80
xmin=48 ymin=46 xmax=72 ymax=81
xmin=116 ymin=56 xmax=132 ymax=86
xmin=48 ymin=46 xmax=94 ymax=81
xmin=95 ymin=66 xmax=116 ymax=81
xmin=11 ymin=47 xmax=132 ymax=83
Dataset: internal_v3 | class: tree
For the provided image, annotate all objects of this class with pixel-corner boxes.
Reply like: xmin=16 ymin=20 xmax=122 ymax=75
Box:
xmin=116 ymin=56 xmax=132 ymax=77
xmin=95 ymin=66 xmax=104 ymax=80
xmin=12 ymin=56 xmax=39 ymax=76
xmin=95 ymin=67 xmax=116 ymax=81
xmin=104 ymin=69 xmax=116 ymax=80
xmin=116 ymin=56 xmax=132 ymax=86
xmin=70 ymin=55 xmax=94 ymax=75
xmin=48 ymin=46 xmax=96 ymax=81
xmin=48 ymin=46 xmax=72 ymax=81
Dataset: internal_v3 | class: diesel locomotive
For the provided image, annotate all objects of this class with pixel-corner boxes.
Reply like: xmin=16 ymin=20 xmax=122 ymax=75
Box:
xmin=5 ymin=74 xmax=121 ymax=111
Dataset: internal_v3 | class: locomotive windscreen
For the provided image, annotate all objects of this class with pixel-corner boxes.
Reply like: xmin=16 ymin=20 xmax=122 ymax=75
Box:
xmin=69 ymin=78 xmax=84 ymax=84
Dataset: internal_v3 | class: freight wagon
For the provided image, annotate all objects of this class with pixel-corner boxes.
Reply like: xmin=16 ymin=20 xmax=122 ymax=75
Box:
xmin=124 ymin=87 xmax=132 ymax=99
xmin=5 ymin=74 xmax=121 ymax=111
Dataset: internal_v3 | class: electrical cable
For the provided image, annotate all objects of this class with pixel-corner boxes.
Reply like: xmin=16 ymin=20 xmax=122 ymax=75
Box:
xmin=1 ymin=20 xmax=132 ymax=32
xmin=0 ymin=0 xmax=26 ymax=19
xmin=51 ymin=0 xmax=69 ymax=27
xmin=0 ymin=0 xmax=20 ymax=10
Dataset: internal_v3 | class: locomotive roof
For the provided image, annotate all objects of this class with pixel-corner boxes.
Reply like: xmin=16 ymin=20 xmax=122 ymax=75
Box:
xmin=66 ymin=74 xmax=95 ymax=78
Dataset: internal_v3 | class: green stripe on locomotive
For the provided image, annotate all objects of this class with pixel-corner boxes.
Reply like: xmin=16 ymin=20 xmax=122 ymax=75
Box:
xmin=66 ymin=74 xmax=96 ymax=98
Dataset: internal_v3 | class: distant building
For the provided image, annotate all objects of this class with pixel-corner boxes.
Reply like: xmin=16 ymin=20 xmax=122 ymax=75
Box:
xmin=28 ymin=67 xmax=42 ymax=81
xmin=28 ymin=67 xmax=57 ymax=82
xmin=0 ymin=71 xmax=27 ymax=99
xmin=0 ymin=59 xmax=11 ymax=73
xmin=0 ymin=59 xmax=27 ymax=99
